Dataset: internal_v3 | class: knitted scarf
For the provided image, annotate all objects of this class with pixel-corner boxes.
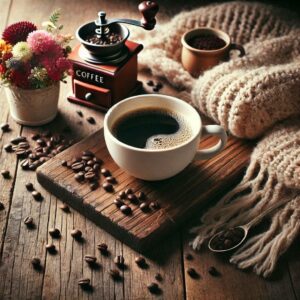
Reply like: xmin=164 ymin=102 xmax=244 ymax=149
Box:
xmin=131 ymin=1 xmax=300 ymax=277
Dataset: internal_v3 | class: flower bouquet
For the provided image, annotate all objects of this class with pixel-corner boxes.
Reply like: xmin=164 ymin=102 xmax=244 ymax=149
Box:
xmin=0 ymin=10 xmax=73 ymax=126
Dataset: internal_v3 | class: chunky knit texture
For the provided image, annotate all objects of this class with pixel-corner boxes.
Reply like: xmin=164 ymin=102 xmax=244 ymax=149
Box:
xmin=132 ymin=1 xmax=300 ymax=277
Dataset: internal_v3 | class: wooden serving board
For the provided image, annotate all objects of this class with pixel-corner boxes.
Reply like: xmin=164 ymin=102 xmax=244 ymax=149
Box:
xmin=37 ymin=129 xmax=252 ymax=252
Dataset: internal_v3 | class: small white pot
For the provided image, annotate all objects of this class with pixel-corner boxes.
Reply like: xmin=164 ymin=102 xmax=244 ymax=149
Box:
xmin=5 ymin=83 xmax=60 ymax=126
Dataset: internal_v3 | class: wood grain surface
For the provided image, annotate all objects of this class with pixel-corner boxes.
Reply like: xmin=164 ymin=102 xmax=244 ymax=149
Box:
xmin=0 ymin=0 xmax=299 ymax=299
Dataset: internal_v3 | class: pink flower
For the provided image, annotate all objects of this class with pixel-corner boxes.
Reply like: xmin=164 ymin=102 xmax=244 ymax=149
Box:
xmin=27 ymin=30 xmax=60 ymax=54
xmin=56 ymin=57 xmax=71 ymax=73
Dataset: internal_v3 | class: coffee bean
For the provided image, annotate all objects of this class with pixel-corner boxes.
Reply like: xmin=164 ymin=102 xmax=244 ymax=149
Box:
xmin=93 ymin=163 xmax=100 ymax=171
xmin=1 ymin=170 xmax=10 ymax=179
xmin=146 ymin=80 xmax=154 ymax=86
xmin=108 ymin=268 xmax=120 ymax=280
xmin=185 ymin=253 xmax=193 ymax=260
xmin=84 ymin=166 xmax=92 ymax=172
xmin=18 ymin=142 xmax=30 ymax=149
xmin=135 ymin=256 xmax=146 ymax=267
xmin=84 ymin=171 xmax=96 ymax=181
xmin=31 ymin=257 xmax=41 ymax=268
xmin=16 ymin=149 xmax=28 ymax=158
xmin=187 ymin=267 xmax=199 ymax=279
xmin=36 ymin=139 xmax=46 ymax=147
xmin=25 ymin=182 xmax=34 ymax=191
xmin=11 ymin=136 xmax=26 ymax=144
xmin=125 ymin=188 xmax=133 ymax=195
xmin=1 ymin=123 xmax=10 ymax=132
xmin=85 ymin=255 xmax=97 ymax=264
xmin=97 ymin=243 xmax=108 ymax=253
xmin=32 ymin=191 xmax=42 ymax=201
xmin=31 ymin=133 xmax=40 ymax=140
xmin=101 ymin=168 xmax=111 ymax=177
xmin=86 ymin=160 xmax=94 ymax=167
xmin=114 ymin=198 xmax=124 ymax=208
xmin=156 ymin=82 xmax=163 ymax=89
xmin=137 ymin=191 xmax=146 ymax=200
xmin=87 ymin=116 xmax=96 ymax=124
xmin=90 ymin=182 xmax=99 ymax=191
xmin=24 ymin=216 xmax=34 ymax=227
xmin=4 ymin=144 xmax=12 ymax=152
xmin=127 ymin=193 xmax=138 ymax=204
xmin=147 ymin=282 xmax=159 ymax=294
xmin=114 ymin=255 xmax=125 ymax=267
xmin=78 ymin=278 xmax=90 ymax=288
xmin=61 ymin=160 xmax=67 ymax=167
xmin=71 ymin=162 xmax=84 ymax=172
xmin=21 ymin=159 xmax=30 ymax=170
xmin=139 ymin=202 xmax=149 ymax=212
xmin=120 ymin=205 xmax=132 ymax=215
xmin=102 ymin=182 xmax=113 ymax=192
xmin=208 ymin=266 xmax=220 ymax=277
xmin=0 ymin=202 xmax=4 ymax=210
xmin=71 ymin=229 xmax=82 ymax=239
xmin=118 ymin=191 xmax=126 ymax=199
xmin=59 ymin=203 xmax=70 ymax=212
xmin=76 ymin=110 xmax=83 ymax=117
xmin=45 ymin=243 xmax=56 ymax=253
xmin=93 ymin=157 xmax=103 ymax=164
xmin=106 ymin=176 xmax=116 ymax=184
xmin=153 ymin=86 xmax=159 ymax=92
xmin=149 ymin=201 xmax=160 ymax=210
xmin=75 ymin=172 xmax=84 ymax=181
xmin=82 ymin=150 xmax=94 ymax=156
xmin=49 ymin=228 xmax=61 ymax=238
xmin=155 ymin=273 xmax=163 ymax=281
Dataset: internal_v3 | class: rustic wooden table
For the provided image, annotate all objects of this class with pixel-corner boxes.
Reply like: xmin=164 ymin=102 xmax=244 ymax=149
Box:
xmin=0 ymin=0 xmax=299 ymax=299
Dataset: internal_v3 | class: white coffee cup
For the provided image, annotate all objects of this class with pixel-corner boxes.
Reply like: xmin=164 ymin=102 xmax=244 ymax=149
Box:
xmin=104 ymin=94 xmax=227 ymax=181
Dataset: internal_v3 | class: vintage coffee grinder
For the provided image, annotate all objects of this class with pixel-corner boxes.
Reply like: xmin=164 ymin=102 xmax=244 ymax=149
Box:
xmin=67 ymin=1 xmax=159 ymax=111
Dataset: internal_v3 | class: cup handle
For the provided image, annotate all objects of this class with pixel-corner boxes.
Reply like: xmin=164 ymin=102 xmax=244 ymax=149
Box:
xmin=229 ymin=43 xmax=246 ymax=57
xmin=194 ymin=125 xmax=227 ymax=160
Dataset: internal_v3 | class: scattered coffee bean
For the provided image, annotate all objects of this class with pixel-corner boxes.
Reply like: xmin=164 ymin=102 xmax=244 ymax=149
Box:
xmin=74 ymin=172 xmax=84 ymax=182
xmin=61 ymin=160 xmax=67 ymax=167
xmin=187 ymin=267 xmax=199 ymax=279
xmin=120 ymin=205 xmax=132 ymax=215
xmin=49 ymin=228 xmax=61 ymax=238
xmin=71 ymin=229 xmax=82 ymax=239
xmin=101 ymin=168 xmax=111 ymax=177
xmin=102 ymin=182 xmax=113 ymax=192
xmin=1 ymin=123 xmax=10 ymax=132
xmin=154 ymin=273 xmax=163 ymax=281
xmin=25 ymin=182 xmax=34 ymax=191
xmin=153 ymin=86 xmax=159 ymax=92
xmin=118 ymin=191 xmax=126 ymax=199
xmin=31 ymin=257 xmax=41 ymax=268
xmin=90 ymin=182 xmax=99 ymax=191
xmin=21 ymin=159 xmax=30 ymax=170
xmin=208 ymin=266 xmax=220 ymax=277
xmin=127 ymin=193 xmax=138 ymax=204
xmin=139 ymin=202 xmax=149 ymax=212
xmin=11 ymin=136 xmax=27 ymax=144
xmin=114 ymin=255 xmax=125 ymax=268
xmin=76 ymin=110 xmax=83 ymax=117
xmin=109 ymin=268 xmax=121 ymax=280
xmin=149 ymin=201 xmax=160 ymax=210
xmin=45 ymin=243 xmax=56 ymax=253
xmin=84 ymin=255 xmax=97 ymax=264
xmin=114 ymin=198 xmax=124 ymax=208
xmin=32 ymin=191 xmax=42 ymax=201
xmin=84 ymin=171 xmax=96 ymax=181
xmin=135 ymin=256 xmax=146 ymax=267
xmin=125 ymin=188 xmax=133 ymax=195
xmin=185 ymin=253 xmax=193 ymax=260
xmin=106 ymin=176 xmax=116 ymax=184
xmin=93 ymin=157 xmax=103 ymax=164
xmin=0 ymin=202 xmax=4 ymax=210
xmin=4 ymin=144 xmax=13 ymax=152
xmin=156 ymin=82 xmax=163 ymax=89
xmin=71 ymin=162 xmax=84 ymax=172
xmin=97 ymin=243 xmax=108 ymax=253
xmin=24 ymin=216 xmax=34 ymax=227
xmin=1 ymin=170 xmax=10 ymax=179
xmin=31 ymin=133 xmax=40 ymax=140
xmin=137 ymin=191 xmax=146 ymax=200
xmin=87 ymin=116 xmax=96 ymax=124
xmin=78 ymin=278 xmax=90 ymax=289
xmin=59 ymin=203 xmax=70 ymax=212
xmin=146 ymin=80 xmax=154 ymax=86
xmin=147 ymin=282 xmax=160 ymax=294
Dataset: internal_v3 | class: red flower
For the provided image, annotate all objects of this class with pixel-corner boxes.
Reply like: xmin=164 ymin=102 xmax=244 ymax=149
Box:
xmin=2 ymin=21 xmax=37 ymax=45
xmin=10 ymin=64 xmax=31 ymax=88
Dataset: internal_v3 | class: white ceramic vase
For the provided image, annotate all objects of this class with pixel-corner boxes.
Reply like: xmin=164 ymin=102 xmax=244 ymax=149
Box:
xmin=5 ymin=83 xmax=60 ymax=126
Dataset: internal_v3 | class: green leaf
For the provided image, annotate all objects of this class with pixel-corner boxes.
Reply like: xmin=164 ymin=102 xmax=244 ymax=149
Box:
xmin=49 ymin=9 xmax=61 ymax=25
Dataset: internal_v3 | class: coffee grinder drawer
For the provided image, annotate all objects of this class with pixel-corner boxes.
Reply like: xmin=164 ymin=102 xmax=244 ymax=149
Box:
xmin=73 ymin=79 xmax=112 ymax=109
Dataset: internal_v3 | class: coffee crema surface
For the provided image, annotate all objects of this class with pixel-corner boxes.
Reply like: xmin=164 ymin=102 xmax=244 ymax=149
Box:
xmin=112 ymin=107 xmax=193 ymax=150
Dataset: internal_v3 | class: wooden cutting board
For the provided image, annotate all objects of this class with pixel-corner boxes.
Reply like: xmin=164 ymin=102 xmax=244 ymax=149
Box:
xmin=37 ymin=128 xmax=252 ymax=252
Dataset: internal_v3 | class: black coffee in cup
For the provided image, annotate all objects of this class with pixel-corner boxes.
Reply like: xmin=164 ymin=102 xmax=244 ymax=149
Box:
xmin=188 ymin=34 xmax=226 ymax=50
xmin=112 ymin=107 xmax=193 ymax=149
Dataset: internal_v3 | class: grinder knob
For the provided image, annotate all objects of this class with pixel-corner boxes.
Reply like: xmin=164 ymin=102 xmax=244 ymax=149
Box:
xmin=138 ymin=1 xmax=159 ymax=30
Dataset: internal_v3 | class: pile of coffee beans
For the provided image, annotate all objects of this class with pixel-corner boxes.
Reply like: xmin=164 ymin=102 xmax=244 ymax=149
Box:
xmin=146 ymin=80 xmax=163 ymax=92
xmin=210 ymin=227 xmax=245 ymax=250
xmin=86 ymin=32 xmax=123 ymax=45
xmin=3 ymin=132 xmax=73 ymax=171
xmin=188 ymin=35 xmax=226 ymax=50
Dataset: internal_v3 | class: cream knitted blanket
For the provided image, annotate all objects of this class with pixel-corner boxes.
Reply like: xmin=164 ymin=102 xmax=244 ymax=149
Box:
xmin=132 ymin=1 xmax=300 ymax=277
